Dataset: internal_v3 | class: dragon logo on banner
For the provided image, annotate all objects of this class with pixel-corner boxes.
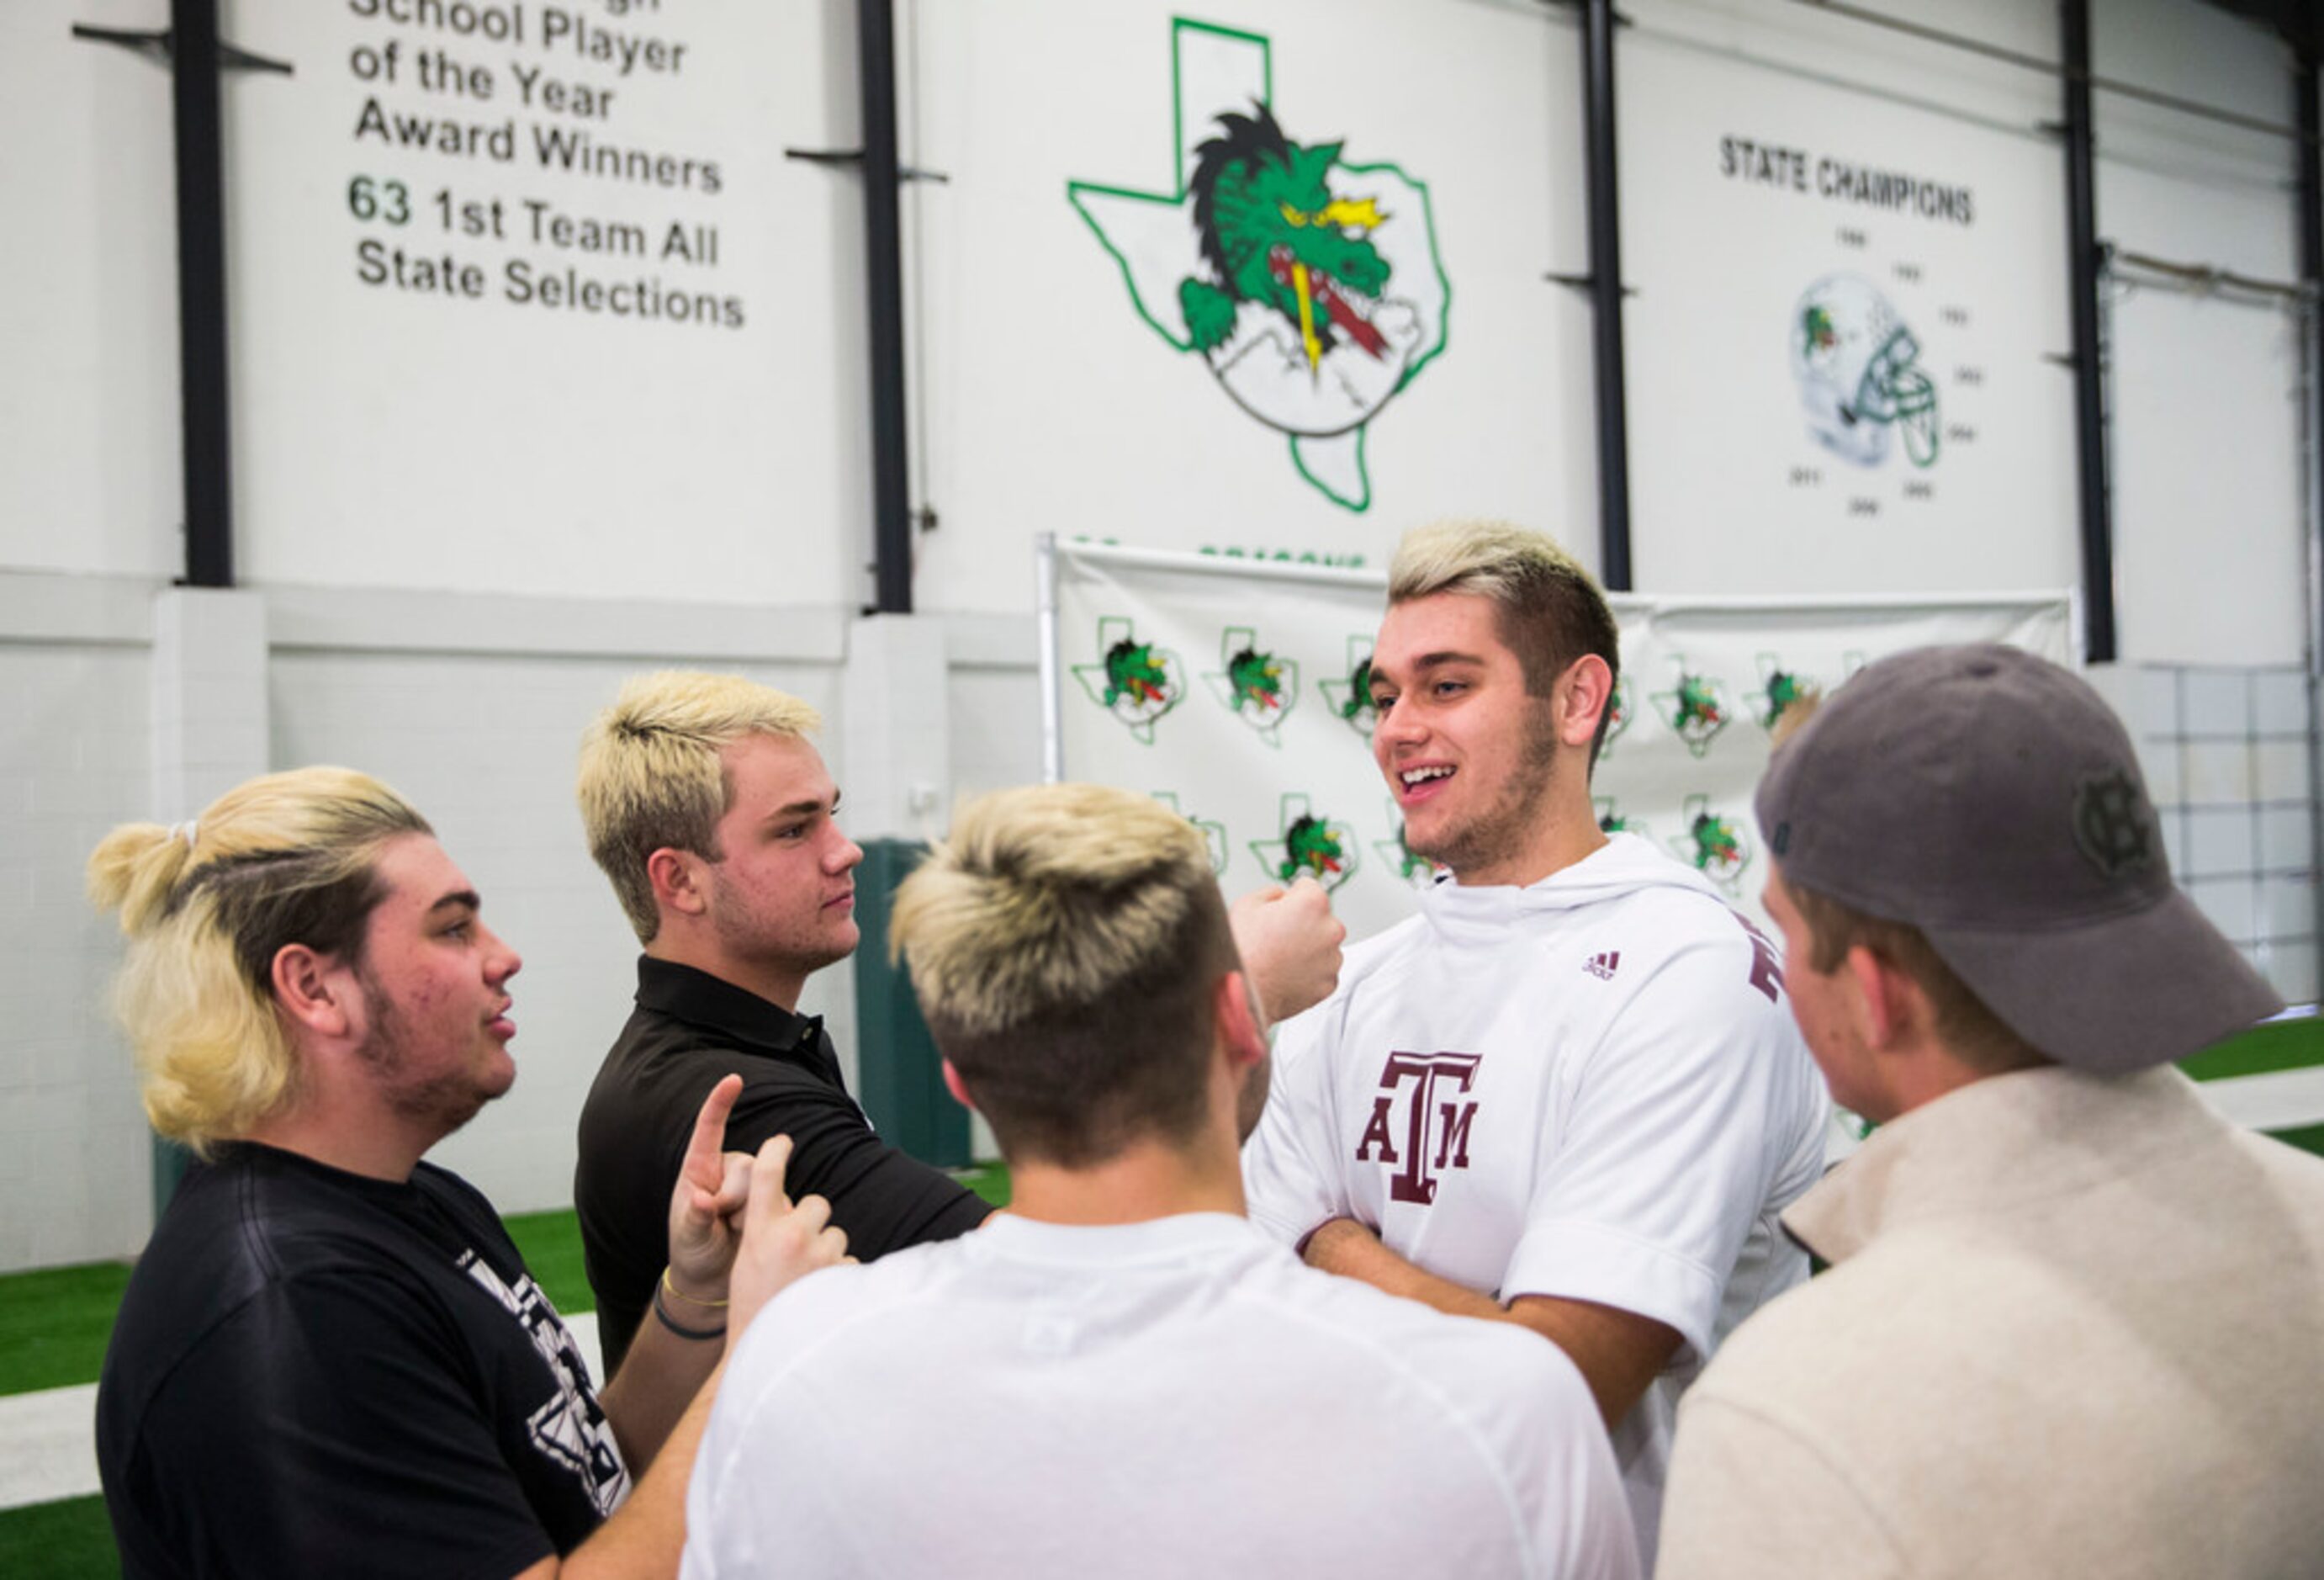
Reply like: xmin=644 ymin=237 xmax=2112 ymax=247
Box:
xmin=1204 ymin=626 xmax=1300 ymax=745
xmin=1316 ymin=637 xmax=1379 ymax=737
xmin=1672 ymin=794 xmax=1753 ymax=894
xmin=1652 ymin=663 xmax=1735 ymax=759
xmin=1250 ymin=793 xmax=1359 ymax=891
xmin=1374 ymin=798 xmax=1439 ymax=891
xmin=1072 ymin=617 xmax=1186 ymax=745
xmin=1067 ymin=18 xmax=1449 ymax=512
xmin=1152 ymin=791 xmax=1230 ymax=874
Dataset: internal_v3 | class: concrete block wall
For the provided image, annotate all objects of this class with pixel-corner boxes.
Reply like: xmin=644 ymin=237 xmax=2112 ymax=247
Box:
xmin=2093 ymin=662 xmax=2321 ymax=1005
xmin=0 ymin=638 xmax=157 ymax=1270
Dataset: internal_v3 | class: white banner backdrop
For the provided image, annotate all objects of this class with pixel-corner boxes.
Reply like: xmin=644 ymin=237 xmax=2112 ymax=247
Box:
xmin=1043 ymin=539 xmax=2075 ymax=942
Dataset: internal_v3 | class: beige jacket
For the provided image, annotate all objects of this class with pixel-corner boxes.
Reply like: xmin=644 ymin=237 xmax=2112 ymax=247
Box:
xmin=1656 ymin=1065 xmax=2324 ymax=1579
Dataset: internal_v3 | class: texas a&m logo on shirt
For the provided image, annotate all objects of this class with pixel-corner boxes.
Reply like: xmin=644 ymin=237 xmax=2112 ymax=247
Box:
xmin=1356 ymin=1052 xmax=1482 ymax=1204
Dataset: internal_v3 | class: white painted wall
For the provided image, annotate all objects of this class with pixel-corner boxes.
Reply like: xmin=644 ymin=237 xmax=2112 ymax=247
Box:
xmin=2093 ymin=0 xmax=2308 ymax=666
xmin=0 ymin=0 xmax=180 ymax=579
xmin=0 ymin=633 xmax=156 ymax=1270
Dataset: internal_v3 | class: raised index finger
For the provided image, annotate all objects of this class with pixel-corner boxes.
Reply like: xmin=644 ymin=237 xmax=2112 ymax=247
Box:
xmin=682 ymin=1074 xmax=744 ymax=1192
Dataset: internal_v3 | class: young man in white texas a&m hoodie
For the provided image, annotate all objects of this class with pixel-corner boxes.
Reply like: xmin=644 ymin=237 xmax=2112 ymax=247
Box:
xmin=1243 ymin=520 xmax=1830 ymax=1569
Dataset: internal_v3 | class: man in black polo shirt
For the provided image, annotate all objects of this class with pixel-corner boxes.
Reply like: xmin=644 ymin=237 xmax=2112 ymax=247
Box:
xmin=575 ymin=671 xmax=1345 ymax=1370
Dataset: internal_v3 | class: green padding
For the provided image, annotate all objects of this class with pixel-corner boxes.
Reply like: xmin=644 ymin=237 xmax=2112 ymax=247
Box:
xmin=850 ymin=840 xmax=971 ymax=1169
xmin=2179 ymin=1015 xmax=2324 ymax=1083
xmin=151 ymin=1136 xmax=192 ymax=1222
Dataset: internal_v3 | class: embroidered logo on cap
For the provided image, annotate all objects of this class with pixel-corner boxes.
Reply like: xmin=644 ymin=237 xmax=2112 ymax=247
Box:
xmin=2073 ymin=768 xmax=2155 ymax=879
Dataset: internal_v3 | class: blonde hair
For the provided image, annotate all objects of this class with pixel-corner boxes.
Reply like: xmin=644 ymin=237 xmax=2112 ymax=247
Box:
xmin=890 ymin=783 xmax=1236 ymax=1167
xmin=87 ymin=768 xmax=431 ymax=1152
xmin=576 ymin=671 xmax=823 ymax=942
xmin=1389 ymin=518 xmax=1623 ymax=764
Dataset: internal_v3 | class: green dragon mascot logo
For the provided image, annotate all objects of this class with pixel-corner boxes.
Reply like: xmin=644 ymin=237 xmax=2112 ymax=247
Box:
xmin=1670 ymin=794 xmax=1751 ymax=893
xmin=1651 ymin=663 xmax=1734 ymax=759
xmin=1204 ymin=625 xmax=1300 ymax=746
xmin=1249 ymin=793 xmax=1358 ymax=892
xmin=1316 ymin=638 xmax=1378 ymax=738
xmin=1068 ymin=19 xmax=1449 ymax=512
xmin=1179 ymin=106 xmax=1390 ymax=376
xmin=1747 ymin=653 xmax=1825 ymax=735
xmin=1594 ymin=796 xmax=1646 ymax=840
xmin=1071 ymin=616 xmax=1186 ymax=745
xmin=1374 ymin=799 xmax=1437 ymax=890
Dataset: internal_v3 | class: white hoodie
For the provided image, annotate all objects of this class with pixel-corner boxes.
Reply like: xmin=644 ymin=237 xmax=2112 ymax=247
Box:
xmin=1243 ymin=832 xmax=1830 ymax=1562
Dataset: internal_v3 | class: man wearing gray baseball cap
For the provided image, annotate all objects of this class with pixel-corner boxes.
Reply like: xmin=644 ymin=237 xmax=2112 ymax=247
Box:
xmin=1655 ymin=643 xmax=2324 ymax=1579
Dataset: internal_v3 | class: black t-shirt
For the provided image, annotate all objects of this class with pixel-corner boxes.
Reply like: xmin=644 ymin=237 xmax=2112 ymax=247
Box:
xmin=575 ymin=957 xmax=993 ymax=1371
xmin=98 ymin=1143 xmax=626 ymax=1579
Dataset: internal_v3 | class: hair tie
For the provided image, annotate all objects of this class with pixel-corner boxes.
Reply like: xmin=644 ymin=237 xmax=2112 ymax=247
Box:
xmin=169 ymin=820 xmax=198 ymax=851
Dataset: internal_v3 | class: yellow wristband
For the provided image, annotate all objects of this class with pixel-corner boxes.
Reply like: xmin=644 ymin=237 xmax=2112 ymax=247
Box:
xmin=662 ymin=1266 xmax=730 ymax=1310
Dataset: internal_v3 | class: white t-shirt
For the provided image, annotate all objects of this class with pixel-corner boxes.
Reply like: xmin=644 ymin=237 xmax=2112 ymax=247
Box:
xmin=1242 ymin=833 xmax=1830 ymax=1562
xmin=683 ymin=1212 xmax=1640 ymax=1580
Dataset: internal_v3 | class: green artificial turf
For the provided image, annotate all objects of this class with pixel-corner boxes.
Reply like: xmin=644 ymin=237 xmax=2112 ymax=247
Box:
xmin=0 ymin=1495 xmax=118 ymax=1579
xmin=0 ymin=1261 xmax=131 ymax=1399
xmin=2179 ymin=1014 xmax=2324 ymax=1084
xmin=957 ymin=1162 xmax=1012 ymax=1208
xmin=503 ymin=1206 xmax=596 ymax=1316
xmin=2268 ymin=1121 xmax=2324 ymax=1158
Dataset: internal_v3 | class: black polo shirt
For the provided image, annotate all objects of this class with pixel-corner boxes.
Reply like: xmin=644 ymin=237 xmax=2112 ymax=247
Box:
xmin=575 ymin=957 xmax=993 ymax=1371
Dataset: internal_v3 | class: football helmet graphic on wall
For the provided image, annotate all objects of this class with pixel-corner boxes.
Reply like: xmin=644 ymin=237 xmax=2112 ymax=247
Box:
xmin=1792 ymin=273 xmax=1939 ymax=469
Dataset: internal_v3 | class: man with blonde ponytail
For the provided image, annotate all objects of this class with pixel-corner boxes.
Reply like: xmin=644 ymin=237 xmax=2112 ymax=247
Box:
xmin=92 ymin=767 xmax=849 ymax=1580
xmin=680 ymin=784 xmax=1638 ymax=1580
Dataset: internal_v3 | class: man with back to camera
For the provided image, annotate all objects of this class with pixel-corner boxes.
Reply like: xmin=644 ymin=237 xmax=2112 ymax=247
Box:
xmin=574 ymin=671 xmax=1346 ymax=1371
xmin=681 ymin=782 xmax=1643 ymax=1579
xmin=1655 ymin=644 xmax=2324 ymax=1578
xmin=1241 ymin=519 xmax=1832 ymax=1565
xmin=88 ymin=766 xmax=848 ymax=1580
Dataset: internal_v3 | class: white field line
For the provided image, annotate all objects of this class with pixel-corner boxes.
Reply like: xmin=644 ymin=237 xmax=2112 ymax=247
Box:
xmin=0 ymin=1311 xmax=603 ymax=1514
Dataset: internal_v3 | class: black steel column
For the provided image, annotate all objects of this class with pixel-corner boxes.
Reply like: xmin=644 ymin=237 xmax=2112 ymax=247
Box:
xmin=2062 ymin=0 xmax=2115 ymax=660
xmin=2299 ymin=46 xmax=2322 ymax=999
xmin=1580 ymin=0 xmax=1633 ymax=591
xmin=2300 ymin=50 xmax=2321 ymax=647
xmin=172 ymin=0 xmax=233 ymax=588
xmin=859 ymin=0 xmax=913 ymax=614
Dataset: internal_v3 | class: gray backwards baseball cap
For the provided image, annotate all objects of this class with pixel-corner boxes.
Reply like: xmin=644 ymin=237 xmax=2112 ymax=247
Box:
xmin=1755 ymin=643 xmax=2279 ymax=1072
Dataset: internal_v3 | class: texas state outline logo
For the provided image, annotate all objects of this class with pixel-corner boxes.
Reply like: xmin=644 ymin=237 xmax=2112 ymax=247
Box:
xmin=1745 ymin=653 xmax=1818 ymax=735
xmin=1651 ymin=661 xmax=1734 ymax=759
xmin=1594 ymin=795 xmax=1648 ymax=840
xmin=1597 ymin=675 xmax=1635 ymax=760
xmin=1152 ymin=790 xmax=1229 ymax=875
xmin=1670 ymin=793 xmax=1752 ymax=893
xmin=1250 ymin=793 xmax=1358 ymax=890
xmin=1316 ymin=635 xmax=1378 ymax=737
xmin=1203 ymin=626 xmax=1299 ymax=745
xmin=1373 ymin=797 xmax=1437 ymax=891
xmin=1072 ymin=616 xmax=1186 ymax=745
xmin=1067 ymin=17 xmax=1450 ymax=512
